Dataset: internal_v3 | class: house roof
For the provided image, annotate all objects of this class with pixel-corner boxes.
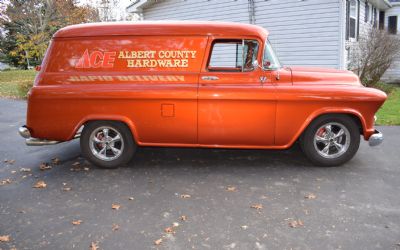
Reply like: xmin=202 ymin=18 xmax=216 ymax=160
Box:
xmin=126 ymin=0 xmax=394 ymax=12
xmin=126 ymin=0 xmax=156 ymax=13
xmin=369 ymin=0 xmax=393 ymax=10
xmin=53 ymin=21 xmax=269 ymax=38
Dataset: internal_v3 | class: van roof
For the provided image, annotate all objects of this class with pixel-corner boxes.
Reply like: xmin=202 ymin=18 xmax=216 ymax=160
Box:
xmin=53 ymin=21 xmax=269 ymax=38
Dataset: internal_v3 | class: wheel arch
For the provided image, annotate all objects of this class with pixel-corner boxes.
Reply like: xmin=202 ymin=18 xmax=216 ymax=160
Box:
xmin=68 ymin=115 xmax=140 ymax=144
xmin=294 ymin=108 xmax=367 ymax=144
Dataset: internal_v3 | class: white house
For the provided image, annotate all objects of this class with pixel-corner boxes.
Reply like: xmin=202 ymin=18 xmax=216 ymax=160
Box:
xmin=127 ymin=0 xmax=400 ymax=83
xmin=382 ymin=0 xmax=400 ymax=82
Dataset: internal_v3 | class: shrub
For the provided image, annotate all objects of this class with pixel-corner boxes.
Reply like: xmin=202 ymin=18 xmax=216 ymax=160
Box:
xmin=348 ymin=29 xmax=400 ymax=87
xmin=373 ymin=82 xmax=396 ymax=95
xmin=17 ymin=80 xmax=33 ymax=99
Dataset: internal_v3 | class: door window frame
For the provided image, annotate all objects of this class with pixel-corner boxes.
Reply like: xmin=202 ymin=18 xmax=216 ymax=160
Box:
xmin=203 ymin=37 xmax=262 ymax=73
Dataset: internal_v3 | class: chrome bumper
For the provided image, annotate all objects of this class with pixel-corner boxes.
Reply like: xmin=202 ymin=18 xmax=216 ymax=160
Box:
xmin=18 ymin=125 xmax=79 ymax=146
xmin=369 ymin=130 xmax=383 ymax=147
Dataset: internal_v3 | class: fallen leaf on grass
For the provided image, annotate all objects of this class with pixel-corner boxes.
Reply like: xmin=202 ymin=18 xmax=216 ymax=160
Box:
xmin=4 ymin=159 xmax=15 ymax=164
xmin=179 ymin=215 xmax=187 ymax=221
xmin=33 ymin=180 xmax=46 ymax=188
xmin=180 ymin=194 xmax=191 ymax=199
xmin=20 ymin=168 xmax=31 ymax=172
xmin=72 ymin=220 xmax=82 ymax=225
xmin=112 ymin=224 xmax=119 ymax=231
xmin=0 ymin=235 xmax=10 ymax=242
xmin=90 ymin=241 xmax=99 ymax=250
xmin=0 ymin=179 xmax=12 ymax=186
xmin=39 ymin=163 xmax=52 ymax=171
xmin=251 ymin=204 xmax=263 ymax=210
xmin=288 ymin=219 xmax=304 ymax=228
xmin=112 ymin=203 xmax=121 ymax=210
xmin=164 ymin=226 xmax=175 ymax=234
xmin=226 ymin=186 xmax=237 ymax=192
xmin=154 ymin=238 xmax=163 ymax=245
xmin=304 ymin=193 xmax=317 ymax=200
xmin=51 ymin=157 xmax=60 ymax=165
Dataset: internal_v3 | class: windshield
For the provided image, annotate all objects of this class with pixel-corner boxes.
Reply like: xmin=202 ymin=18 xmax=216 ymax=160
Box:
xmin=263 ymin=40 xmax=281 ymax=69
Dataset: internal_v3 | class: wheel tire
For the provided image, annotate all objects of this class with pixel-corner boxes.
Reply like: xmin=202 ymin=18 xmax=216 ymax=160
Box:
xmin=80 ymin=121 xmax=136 ymax=169
xmin=300 ymin=114 xmax=360 ymax=167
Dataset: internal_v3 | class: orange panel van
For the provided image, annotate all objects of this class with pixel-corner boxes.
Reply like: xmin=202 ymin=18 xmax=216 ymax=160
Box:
xmin=18 ymin=21 xmax=386 ymax=168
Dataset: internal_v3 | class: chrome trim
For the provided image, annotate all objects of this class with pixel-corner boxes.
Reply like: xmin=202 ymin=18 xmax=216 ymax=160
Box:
xmin=19 ymin=125 xmax=81 ymax=146
xmin=18 ymin=126 xmax=31 ymax=139
xmin=369 ymin=130 xmax=383 ymax=147
xmin=201 ymin=76 xmax=219 ymax=81
xmin=25 ymin=138 xmax=60 ymax=146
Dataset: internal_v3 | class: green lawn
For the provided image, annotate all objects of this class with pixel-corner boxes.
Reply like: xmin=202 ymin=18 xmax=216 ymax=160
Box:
xmin=0 ymin=69 xmax=37 ymax=98
xmin=376 ymin=87 xmax=400 ymax=125
xmin=0 ymin=69 xmax=399 ymax=125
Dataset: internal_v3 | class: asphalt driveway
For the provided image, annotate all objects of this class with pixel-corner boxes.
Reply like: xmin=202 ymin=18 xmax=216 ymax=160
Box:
xmin=0 ymin=98 xmax=399 ymax=250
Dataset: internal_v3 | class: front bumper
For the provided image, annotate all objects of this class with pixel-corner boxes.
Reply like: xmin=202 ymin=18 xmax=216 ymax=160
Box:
xmin=368 ymin=130 xmax=383 ymax=147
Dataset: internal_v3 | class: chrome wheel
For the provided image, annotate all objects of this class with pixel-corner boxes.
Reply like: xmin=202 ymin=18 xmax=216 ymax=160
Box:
xmin=313 ymin=122 xmax=350 ymax=159
xmin=89 ymin=126 xmax=124 ymax=161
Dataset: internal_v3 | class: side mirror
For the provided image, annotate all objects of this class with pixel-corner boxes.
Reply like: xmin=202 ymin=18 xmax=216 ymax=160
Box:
xmin=263 ymin=61 xmax=271 ymax=68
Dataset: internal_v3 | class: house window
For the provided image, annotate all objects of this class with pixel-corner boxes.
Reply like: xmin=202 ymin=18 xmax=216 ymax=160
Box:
xmin=208 ymin=40 xmax=259 ymax=72
xmin=365 ymin=2 xmax=369 ymax=23
xmin=388 ymin=16 xmax=398 ymax=34
xmin=379 ymin=11 xmax=385 ymax=30
xmin=349 ymin=0 xmax=357 ymax=39
xmin=373 ymin=7 xmax=377 ymax=28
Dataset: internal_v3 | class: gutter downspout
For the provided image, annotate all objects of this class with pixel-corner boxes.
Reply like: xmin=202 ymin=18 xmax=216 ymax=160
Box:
xmin=338 ymin=0 xmax=347 ymax=70
xmin=248 ymin=0 xmax=256 ymax=24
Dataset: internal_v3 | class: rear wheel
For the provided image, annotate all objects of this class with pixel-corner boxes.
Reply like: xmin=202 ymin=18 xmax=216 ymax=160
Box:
xmin=80 ymin=121 xmax=136 ymax=169
xmin=300 ymin=115 xmax=360 ymax=166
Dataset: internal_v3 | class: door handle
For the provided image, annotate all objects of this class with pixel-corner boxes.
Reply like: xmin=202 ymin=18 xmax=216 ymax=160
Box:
xmin=260 ymin=76 xmax=267 ymax=83
xmin=201 ymin=76 xmax=219 ymax=81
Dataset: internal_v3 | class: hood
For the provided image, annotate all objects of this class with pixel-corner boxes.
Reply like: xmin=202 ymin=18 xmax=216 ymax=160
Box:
xmin=290 ymin=66 xmax=362 ymax=86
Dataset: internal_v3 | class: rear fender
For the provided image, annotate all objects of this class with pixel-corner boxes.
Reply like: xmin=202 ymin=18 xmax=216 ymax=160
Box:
xmin=70 ymin=115 xmax=139 ymax=144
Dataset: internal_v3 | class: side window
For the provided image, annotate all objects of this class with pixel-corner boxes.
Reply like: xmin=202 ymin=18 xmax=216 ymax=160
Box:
xmin=208 ymin=39 xmax=259 ymax=72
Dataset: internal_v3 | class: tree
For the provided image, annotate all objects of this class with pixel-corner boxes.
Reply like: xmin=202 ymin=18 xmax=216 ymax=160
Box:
xmin=348 ymin=29 xmax=400 ymax=87
xmin=98 ymin=0 xmax=120 ymax=22
xmin=0 ymin=0 xmax=99 ymax=68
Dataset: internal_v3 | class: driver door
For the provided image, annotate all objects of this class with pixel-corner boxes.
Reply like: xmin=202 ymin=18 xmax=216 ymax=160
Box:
xmin=198 ymin=38 xmax=276 ymax=147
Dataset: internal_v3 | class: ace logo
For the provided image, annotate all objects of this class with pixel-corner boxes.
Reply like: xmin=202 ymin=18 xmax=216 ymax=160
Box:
xmin=76 ymin=49 xmax=116 ymax=69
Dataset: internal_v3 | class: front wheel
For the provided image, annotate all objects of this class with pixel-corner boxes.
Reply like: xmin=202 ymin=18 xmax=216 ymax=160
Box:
xmin=80 ymin=121 xmax=136 ymax=169
xmin=300 ymin=115 xmax=360 ymax=166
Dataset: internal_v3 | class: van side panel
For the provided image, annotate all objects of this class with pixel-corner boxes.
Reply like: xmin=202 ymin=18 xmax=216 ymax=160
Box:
xmin=27 ymin=36 xmax=208 ymax=144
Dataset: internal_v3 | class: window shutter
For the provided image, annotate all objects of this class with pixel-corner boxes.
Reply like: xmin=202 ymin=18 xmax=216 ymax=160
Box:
xmin=357 ymin=0 xmax=360 ymax=40
xmin=346 ymin=0 xmax=350 ymax=40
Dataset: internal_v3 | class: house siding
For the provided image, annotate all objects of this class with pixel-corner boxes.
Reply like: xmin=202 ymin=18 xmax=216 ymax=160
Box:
xmin=382 ymin=4 xmax=400 ymax=83
xmin=141 ymin=0 xmax=342 ymax=69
